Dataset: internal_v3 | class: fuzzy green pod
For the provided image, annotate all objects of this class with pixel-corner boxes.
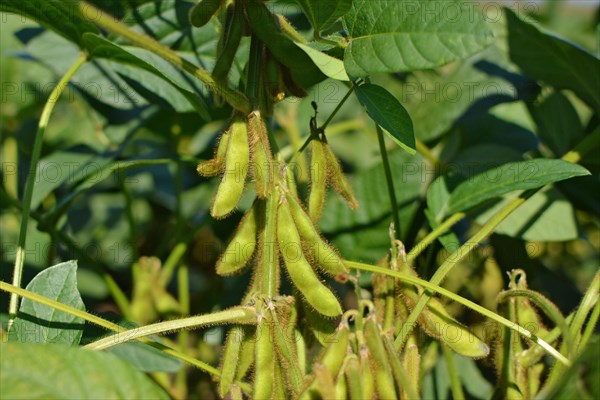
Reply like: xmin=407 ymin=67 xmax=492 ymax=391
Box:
xmin=359 ymin=349 xmax=375 ymax=399
xmin=189 ymin=0 xmax=224 ymax=27
xmin=318 ymin=322 xmax=350 ymax=373
xmin=254 ymin=318 xmax=274 ymax=400
xmin=216 ymin=204 xmax=257 ymax=276
xmin=197 ymin=129 xmax=230 ymax=177
xmin=247 ymin=111 xmax=272 ymax=199
xmin=363 ymin=317 xmax=397 ymax=399
xmin=313 ymin=364 xmax=337 ymax=400
xmin=277 ymin=201 xmax=342 ymax=317
xmin=219 ymin=325 xmax=244 ymax=397
xmin=323 ymin=143 xmax=358 ymax=210
xmin=235 ymin=326 xmax=255 ymax=381
xmin=308 ymin=140 xmax=328 ymax=223
xmin=211 ymin=117 xmax=249 ymax=218
xmin=286 ymin=193 xmax=347 ymax=276
xmin=344 ymin=355 xmax=362 ymax=400
xmin=255 ymin=195 xmax=279 ymax=296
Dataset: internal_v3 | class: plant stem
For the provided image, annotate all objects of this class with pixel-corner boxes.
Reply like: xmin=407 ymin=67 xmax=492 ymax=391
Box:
xmin=443 ymin=344 xmax=465 ymax=400
xmin=321 ymin=85 xmax=356 ymax=131
xmin=85 ymin=307 xmax=257 ymax=350
xmin=407 ymin=213 xmax=466 ymax=263
xmin=395 ymin=191 xmax=533 ymax=349
xmin=416 ymin=139 xmax=443 ymax=169
xmin=376 ymin=125 xmax=401 ymax=239
xmin=159 ymin=242 xmax=188 ymax=287
xmin=119 ymin=170 xmax=139 ymax=262
xmin=176 ymin=263 xmax=190 ymax=399
xmin=7 ymin=53 xmax=87 ymax=330
xmin=345 ymin=260 xmax=570 ymax=366
xmin=77 ymin=2 xmax=251 ymax=114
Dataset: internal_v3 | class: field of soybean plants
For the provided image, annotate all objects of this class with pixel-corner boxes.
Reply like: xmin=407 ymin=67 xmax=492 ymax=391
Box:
xmin=1 ymin=0 xmax=598 ymax=399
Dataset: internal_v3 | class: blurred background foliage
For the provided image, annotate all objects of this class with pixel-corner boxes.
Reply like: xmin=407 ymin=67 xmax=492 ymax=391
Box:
xmin=1 ymin=0 xmax=598 ymax=398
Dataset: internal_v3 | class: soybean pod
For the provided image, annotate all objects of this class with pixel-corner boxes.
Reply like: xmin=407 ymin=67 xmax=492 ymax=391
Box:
xmin=277 ymin=201 xmax=342 ymax=317
xmin=363 ymin=316 xmax=397 ymax=399
xmin=285 ymin=193 xmax=347 ymax=276
xmin=323 ymin=143 xmax=358 ymax=210
xmin=219 ymin=325 xmax=244 ymax=397
xmin=211 ymin=116 xmax=249 ymax=219
xmin=247 ymin=111 xmax=272 ymax=199
xmin=254 ymin=316 xmax=274 ymax=400
xmin=196 ymin=128 xmax=230 ymax=177
xmin=308 ymin=140 xmax=327 ymax=222
xmin=215 ymin=202 xmax=258 ymax=276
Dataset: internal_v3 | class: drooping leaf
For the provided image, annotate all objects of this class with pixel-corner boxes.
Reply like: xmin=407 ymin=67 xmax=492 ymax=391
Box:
xmin=293 ymin=0 xmax=353 ymax=32
xmin=295 ymin=43 xmax=349 ymax=81
xmin=9 ymin=261 xmax=85 ymax=345
xmin=355 ymin=83 xmax=415 ymax=153
xmin=246 ymin=1 xmax=325 ymax=88
xmin=343 ymin=0 xmax=494 ymax=77
xmin=505 ymin=8 xmax=600 ymax=111
xmin=0 ymin=0 xmax=97 ymax=47
xmin=446 ymin=159 xmax=590 ymax=214
xmin=0 ymin=342 xmax=169 ymax=399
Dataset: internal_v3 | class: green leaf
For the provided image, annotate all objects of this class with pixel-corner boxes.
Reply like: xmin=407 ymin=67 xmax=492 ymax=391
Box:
xmin=343 ymin=0 xmax=494 ymax=77
xmin=295 ymin=43 xmax=349 ymax=81
xmin=476 ymin=187 xmax=580 ymax=241
xmin=9 ymin=261 xmax=85 ymax=345
xmin=0 ymin=0 xmax=97 ymax=47
xmin=447 ymin=159 xmax=590 ymax=214
xmin=293 ymin=0 xmax=353 ymax=32
xmin=355 ymin=83 xmax=415 ymax=153
xmin=82 ymin=33 xmax=210 ymax=119
xmin=505 ymin=9 xmax=600 ymax=111
xmin=0 ymin=342 xmax=169 ymax=399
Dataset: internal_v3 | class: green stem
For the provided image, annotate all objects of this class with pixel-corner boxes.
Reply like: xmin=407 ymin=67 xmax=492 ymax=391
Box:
xmin=7 ymin=53 xmax=87 ymax=329
xmin=321 ymin=85 xmax=355 ymax=131
xmin=443 ymin=344 xmax=465 ymax=400
xmin=376 ymin=125 xmax=401 ymax=240
xmin=395 ymin=191 xmax=532 ymax=349
xmin=119 ymin=170 xmax=139 ymax=262
xmin=85 ymin=307 xmax=257 ymax=350
xmin=159 ymin=242 xmax=188 ymax=287
xmin=77 ymin=2 xmax=251 ymax=114
xmin=176 ymin=263 xmax=190 ymax=399
xmin=579 ymin=299 xmax=600 ymax=353
xmin=345 ymin=260 xmax=570 ymax=366
xmin=407 ymin=213 xmax=466 ymax=264
xmin=498 ymin=289 xmax=573 ymax=357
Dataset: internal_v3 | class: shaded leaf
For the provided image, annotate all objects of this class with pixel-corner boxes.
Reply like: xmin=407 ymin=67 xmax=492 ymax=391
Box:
xmin=0 ymin=342 xmax=169 ymax=399
xmin=447 ymin=159 xmax=590 ymax=214
xmin=9 ymin=261 xmax=85 ymax=345
xmin=109 ymin=341 xmax=183 ymax=373
xmin=293 ymin=0 xmax=352 ymax=32
xmin=476 ymin=187 xmax=580 ymax=241
xmin=355 ymin=83 xmax=415 ymax=153
xmin=506 ymin=9 xmax=600 ymax=111
xmin=0 ymin=0 xmax=97 ymax=47
xmin=343 ymin=0 xmax=494 ymax=76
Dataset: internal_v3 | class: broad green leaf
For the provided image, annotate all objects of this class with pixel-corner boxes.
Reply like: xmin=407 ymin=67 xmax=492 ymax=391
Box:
xmin=355 ymin=83 xmax=415 ymax=153
xmin=0 ymin=0 xmax=97 ymax=47
xmin=9 ymin=261 xmax=85 ymax=345
xmin=455 ymin=355 xmax=493 ymax=399
xmin=82 ymin=33 xmax=210 ymax=119
xmin=476 ymin=187 xmax=580 ymax=241
xmin=295 ymin=43 xmax=349 ymax=81
xmin=293 ymin=0 xmax=352 ymax=32
xmin=343 ymin=0 xmax=494 ymax=77
xmin=505 ymin=9 xmax=600 ymax=111
xmin=0 ymin=342 xmax=169 ymax=399
xmin=528 ymin=91 xmax=584 ymax=157
xmin=447 ymin=159 xmax=590 ymax=214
